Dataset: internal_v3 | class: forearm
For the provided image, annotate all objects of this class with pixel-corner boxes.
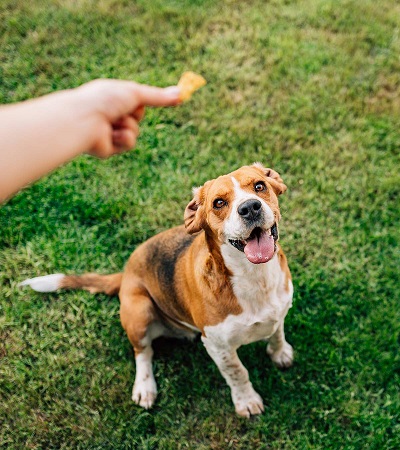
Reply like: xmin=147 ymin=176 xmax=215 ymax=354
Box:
xmin=0 ymin=89 xmax=99 ymax=202
xmin=0 ymin=79 xmax=182 ymax=203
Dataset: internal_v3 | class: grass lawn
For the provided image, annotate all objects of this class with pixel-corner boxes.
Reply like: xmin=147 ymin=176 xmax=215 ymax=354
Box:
xmin=1 ymin=0 xmax=399 ymax=448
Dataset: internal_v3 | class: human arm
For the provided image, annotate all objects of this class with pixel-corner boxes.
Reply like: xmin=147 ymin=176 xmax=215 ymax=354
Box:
xmin=0 ymin=79 xmax=181 ymax=202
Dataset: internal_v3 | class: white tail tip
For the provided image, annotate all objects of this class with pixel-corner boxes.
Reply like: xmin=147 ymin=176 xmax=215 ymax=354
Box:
xmin=18 ymin=273 xmax=65 ymax=292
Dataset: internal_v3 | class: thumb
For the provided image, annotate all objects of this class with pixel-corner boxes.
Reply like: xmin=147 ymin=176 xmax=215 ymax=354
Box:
xmin=134 ymin=84 xmax=182 ymax=107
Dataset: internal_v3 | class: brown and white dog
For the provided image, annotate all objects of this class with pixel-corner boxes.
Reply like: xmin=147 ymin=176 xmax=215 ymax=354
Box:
xmin=20 ymin=163 xmax=294 ymax=418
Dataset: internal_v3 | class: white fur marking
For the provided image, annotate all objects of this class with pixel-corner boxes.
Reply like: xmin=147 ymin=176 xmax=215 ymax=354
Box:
xmin=18 ymin=274 xmax=65 ymax=292
xmin=267 ymin=340 xmax=294 ymax=368
xmin=132 ymin=347 xmax=157 ymax=409
xmin=223 ymin=177 xmax=275 ymax=240
xmin=177 ymin=320 xmax=201 ymax=333
xmin=192 ymin=186 xmax=201 ymax=197
xmin=202 ymin=336 xmax=264 ymax=417
xmin=202 ymin=244 xmax=293 ymax=416
xmin=208 ymin=246 xmax=293 ymax=347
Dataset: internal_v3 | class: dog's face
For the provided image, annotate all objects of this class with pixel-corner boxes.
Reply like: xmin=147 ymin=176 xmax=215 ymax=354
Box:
xmin=184 ymin=163 xmax=287 ymax=264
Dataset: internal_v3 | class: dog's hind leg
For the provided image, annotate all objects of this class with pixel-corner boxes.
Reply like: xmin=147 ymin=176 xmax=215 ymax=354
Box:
xmin=119 ymin=285 xmax=164 ymax=409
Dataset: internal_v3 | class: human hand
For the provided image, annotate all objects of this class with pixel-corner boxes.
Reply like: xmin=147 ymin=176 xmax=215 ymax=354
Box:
xmin=75 ymin=79 xmax=182 ymax=158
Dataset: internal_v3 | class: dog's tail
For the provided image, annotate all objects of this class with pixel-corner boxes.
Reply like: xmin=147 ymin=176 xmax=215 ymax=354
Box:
xmin=19 ymin=272 xmax=123 ymax=296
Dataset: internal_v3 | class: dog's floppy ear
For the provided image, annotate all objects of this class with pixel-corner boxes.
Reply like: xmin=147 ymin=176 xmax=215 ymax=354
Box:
xmin=265 ymin=167 xmax=287 ymax=195
xmin=184 ymin=186 xmax=205 ymax=234
xmin=253 ymin=162 xmax=287 ymax=195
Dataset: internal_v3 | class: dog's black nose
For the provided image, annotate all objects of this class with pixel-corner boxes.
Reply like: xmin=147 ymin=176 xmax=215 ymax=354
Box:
xmin=238 ymin=199 xmax=262 ymax=221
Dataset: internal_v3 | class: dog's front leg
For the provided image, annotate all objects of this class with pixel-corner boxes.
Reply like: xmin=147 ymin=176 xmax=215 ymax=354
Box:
xmin=202 ymin=336 xmax=264 ymax=418
xmin=266 ymin=321 xmax=294 ymax=369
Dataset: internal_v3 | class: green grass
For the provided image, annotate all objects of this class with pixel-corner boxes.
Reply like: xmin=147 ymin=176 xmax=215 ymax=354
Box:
xmin=1 ymin=0 xmax=399 ymax=448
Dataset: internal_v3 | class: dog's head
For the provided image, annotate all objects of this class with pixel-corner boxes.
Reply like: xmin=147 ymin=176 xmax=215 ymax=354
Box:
xmin=184 ymin=163 xmax=287 ymax=264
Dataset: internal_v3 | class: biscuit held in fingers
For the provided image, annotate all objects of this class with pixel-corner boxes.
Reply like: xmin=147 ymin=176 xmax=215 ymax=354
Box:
xmin=178 ymin=71 xmax=207 ymax=101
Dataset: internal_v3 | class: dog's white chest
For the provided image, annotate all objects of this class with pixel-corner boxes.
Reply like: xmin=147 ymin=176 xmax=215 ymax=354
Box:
xmin=205 ymin=296 xmax=287 ymax=347
xmin=204 ymin=247 xmax=293 ymax=347
xmin=224 ymin=309 xmax=280 ymax=346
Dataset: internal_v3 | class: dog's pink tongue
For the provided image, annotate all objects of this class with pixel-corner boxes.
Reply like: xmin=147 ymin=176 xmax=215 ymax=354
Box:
xmin=244 ymin=231 xmax=275 ymax=264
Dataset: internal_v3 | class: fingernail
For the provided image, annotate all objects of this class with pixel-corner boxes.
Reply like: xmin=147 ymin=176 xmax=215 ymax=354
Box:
xmin=164 ymin=86 xmax=181 ymax=100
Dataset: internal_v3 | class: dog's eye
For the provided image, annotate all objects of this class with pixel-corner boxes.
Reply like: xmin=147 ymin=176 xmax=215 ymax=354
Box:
xmin=254 ymin=181 xmax=266 ymax=192
xmin=213 ymin=198 xmax=227 ymax=209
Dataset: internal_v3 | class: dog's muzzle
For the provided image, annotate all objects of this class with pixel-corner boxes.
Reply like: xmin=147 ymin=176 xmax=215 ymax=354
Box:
xmin=228 ymin=223 xmax=278 ymax=264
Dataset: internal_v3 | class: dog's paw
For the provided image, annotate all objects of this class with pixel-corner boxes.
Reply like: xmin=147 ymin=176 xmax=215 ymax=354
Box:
xmin=267 ymin=342 xmax=294 ymax=369
xmin=132 ymin=379 xmax=157 ymax=409
xmin=232 ymin=386 xmax=264 ymax=418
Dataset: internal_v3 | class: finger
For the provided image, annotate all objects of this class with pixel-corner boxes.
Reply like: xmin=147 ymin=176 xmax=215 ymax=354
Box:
xmin=113 ymin=116 xmax=139 ymax=137
xmin=87 ymin=144 xmax=114 ymax=159
xmin=132 ymin=105 xmax=145 ymax=122
xmin=133 ymin=85 xmax=182 ymax=107
xmin=112 ymin=129 xmax=137 ymax=151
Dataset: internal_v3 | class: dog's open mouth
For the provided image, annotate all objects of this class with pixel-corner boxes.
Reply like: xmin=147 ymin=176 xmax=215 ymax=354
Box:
xmin=229 ymin=224 xmax=278 ymax=264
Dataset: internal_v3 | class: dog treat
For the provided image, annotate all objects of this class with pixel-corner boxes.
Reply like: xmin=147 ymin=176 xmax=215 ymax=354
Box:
xmin=178 ymin=71 xmax=206 ymax=101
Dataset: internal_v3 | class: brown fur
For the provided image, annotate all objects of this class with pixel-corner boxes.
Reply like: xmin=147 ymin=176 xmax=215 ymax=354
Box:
xmin=119 ymin=225 xmax=242 ymax=335
xmin=278 ymin=248 xmax=292 ymax=292
xmin=59 ymin=273 xmax=122 ymax=296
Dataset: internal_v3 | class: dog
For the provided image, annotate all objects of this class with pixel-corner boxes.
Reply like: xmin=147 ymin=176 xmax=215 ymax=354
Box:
xmin=20 ymin=163 xmax=294 ymax=418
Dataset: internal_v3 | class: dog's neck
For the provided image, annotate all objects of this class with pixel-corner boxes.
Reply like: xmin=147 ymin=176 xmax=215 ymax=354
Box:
xmin=199 ymin=230 xmax=282 ymax=306
xmin=204 ymin=232 xmax=233 ymax=277
xmin=201 ymin=229 xmax=278 ymax=275
xmin=221 ymin=241 xmax=281 ymax=284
